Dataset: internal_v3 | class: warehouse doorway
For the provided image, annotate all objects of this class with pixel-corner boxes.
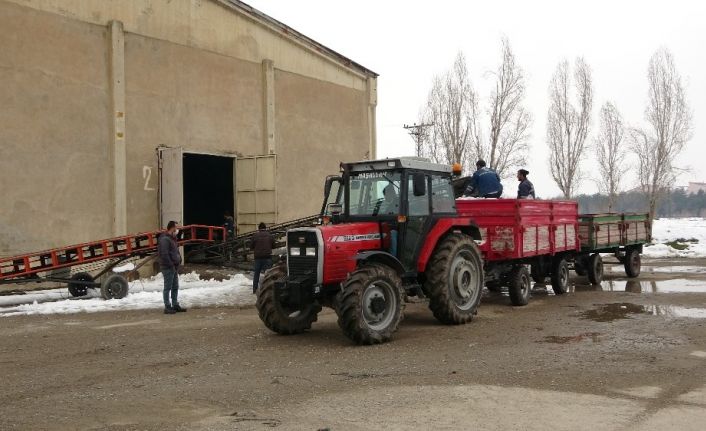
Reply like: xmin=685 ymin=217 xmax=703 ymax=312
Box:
xmin=159 ymin=148 xmax=277 ymax=237
xmin=158 ymin=148 xmax=235 ymax=238
xmin=182 ymin=153 xmax=234 ymax=229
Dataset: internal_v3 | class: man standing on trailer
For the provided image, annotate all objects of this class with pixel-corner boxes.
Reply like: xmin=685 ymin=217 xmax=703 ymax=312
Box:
xmin=158 ymin=221 xmax=186 ymax=314
xmin=251 ymin=222 xmax=275 ymax=294
xmin=463 ymin=160 xmax=503 ymax=198
xmin=517 ymin=169 xmax=536 ymax=199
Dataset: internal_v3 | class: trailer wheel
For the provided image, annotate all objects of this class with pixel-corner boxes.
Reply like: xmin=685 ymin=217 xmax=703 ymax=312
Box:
xmin=508 ymin=266 xmax=531 ymax=306
xmin=424 ymin=234 xmax=484 ymax=325
xmin=336 ymin=263 xmax=404 ymax=345
xmin=68 ymin=272 xmax=93 ymax=297
xmin=100 ymin=274 xmax=129 ymax=299
xmin=624 ymin=248 xmax=641 ymax=278
xmin=587 ymin=253 xmax=604 ymax=285
xmin=550 ymin=257 xmax=570 ymax=295
xmin=257 ymin=265 xmax=321 ymax=335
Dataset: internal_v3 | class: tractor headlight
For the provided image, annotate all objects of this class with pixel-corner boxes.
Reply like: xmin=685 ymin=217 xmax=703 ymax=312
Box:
xmin=289 ymin=247 xmax=301 ymax=256
xmin=305 ymin=247 xmax=316 ymax=257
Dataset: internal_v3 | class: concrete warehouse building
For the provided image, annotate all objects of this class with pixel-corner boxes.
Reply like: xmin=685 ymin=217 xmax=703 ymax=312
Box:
xmin=0 ymin=0 xmax=378 ymax=256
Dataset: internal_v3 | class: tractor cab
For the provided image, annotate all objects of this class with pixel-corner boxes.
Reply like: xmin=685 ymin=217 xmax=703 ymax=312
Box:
xmin=320 ymin=157 xmax=458 ymax=272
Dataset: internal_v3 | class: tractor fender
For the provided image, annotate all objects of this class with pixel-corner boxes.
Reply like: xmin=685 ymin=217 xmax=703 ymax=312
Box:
xmin=417 ymin=218 xmax=482 ymax=273
xmin=354 ymin=251 xmax=405 ymax=275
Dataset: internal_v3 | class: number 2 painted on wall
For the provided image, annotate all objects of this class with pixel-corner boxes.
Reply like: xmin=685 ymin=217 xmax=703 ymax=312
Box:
xmin=143 ymin=166 xmax=155 ymax=191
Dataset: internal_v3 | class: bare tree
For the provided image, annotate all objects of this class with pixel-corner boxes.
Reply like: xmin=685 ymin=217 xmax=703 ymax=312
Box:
xmin=420 ymin=52 xmax=481 ymax=171
xmin=631 ymin=48 xmax=692 ymax=221
xmin=547 ymin=58 xmax=593 ymax=198
xmin=480 ymin=37 xmax=532 ymax=177
xmin=594 ymin=102 xmax=626 ymax=211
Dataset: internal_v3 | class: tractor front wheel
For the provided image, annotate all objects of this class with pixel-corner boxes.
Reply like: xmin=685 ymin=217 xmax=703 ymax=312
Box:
xmin=336 ymin=263 xmax=404 ymax=345
xmin=424 ymin=234 xmax=484 ymax=324
xmin=256 ymin=265 xmax=321 ymax=335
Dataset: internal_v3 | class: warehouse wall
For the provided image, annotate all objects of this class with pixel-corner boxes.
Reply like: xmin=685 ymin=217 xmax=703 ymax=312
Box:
xmin=275 ymin=70 xmax=370 ymax=222
xmin=124 ymin=33 xmax=263 ymax=234
xmin=0 ymin=2 xmax=112 ymax=254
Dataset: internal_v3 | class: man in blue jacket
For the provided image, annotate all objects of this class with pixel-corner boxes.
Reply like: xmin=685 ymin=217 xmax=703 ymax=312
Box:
xmin=158 ymin=221 xmax=185 ymax=314
xmin=463 ymin=160 xmax=503 ymax=198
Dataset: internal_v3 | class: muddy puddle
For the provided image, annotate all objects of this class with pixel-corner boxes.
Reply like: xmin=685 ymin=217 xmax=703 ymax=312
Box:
xmin=579 ymin=302 xmax=706 ymax=322
xmin=595 ymin=279 xmax=706 ymax=293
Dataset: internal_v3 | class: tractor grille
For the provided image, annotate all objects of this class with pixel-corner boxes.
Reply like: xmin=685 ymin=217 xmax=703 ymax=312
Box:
xmin=287 ymin=230 xmax=318 ymax=278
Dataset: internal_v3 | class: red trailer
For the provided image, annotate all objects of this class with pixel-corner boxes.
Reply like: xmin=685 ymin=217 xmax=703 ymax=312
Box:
xmin=455 ymin=199 xmax=579 ymax=305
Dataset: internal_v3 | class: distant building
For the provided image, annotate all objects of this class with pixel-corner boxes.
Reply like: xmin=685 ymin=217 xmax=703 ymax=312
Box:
xmin=688 ymin=182 xmax=706 ymax=195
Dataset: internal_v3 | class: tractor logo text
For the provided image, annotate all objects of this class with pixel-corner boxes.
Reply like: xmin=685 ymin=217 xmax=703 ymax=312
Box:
xmin=329 ymin=233 xmax=382 ymax=243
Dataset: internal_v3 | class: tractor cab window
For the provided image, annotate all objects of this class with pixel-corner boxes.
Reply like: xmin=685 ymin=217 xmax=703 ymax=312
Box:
xmin=407 ymin=175 xmax=430 ymax=216
xmin=348 ymin=171 xmax=401 ymax=217
xmin=431 ymin=176 xmax=456 ymax=213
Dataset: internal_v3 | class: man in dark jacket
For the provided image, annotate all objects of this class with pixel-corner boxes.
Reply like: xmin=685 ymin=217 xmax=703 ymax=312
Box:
xmin=158 ymin=221 xmax=185 ymax=314
xmin=250 ymin=222 xmax=275 ymax=294
xmin=463 ymin=160 xmax=503 ymax=198
xmin=517 ymin=169 xmax=536 ymax=199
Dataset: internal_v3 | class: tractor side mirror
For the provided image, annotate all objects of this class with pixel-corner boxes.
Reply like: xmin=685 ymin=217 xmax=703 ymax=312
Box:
xmin=412 ymin=173 xmax=427 ymax=197
xmin=327 ymin=202 xmax=342 ymax=215
xmin=327 ymin=203 xmax=343 ymax=223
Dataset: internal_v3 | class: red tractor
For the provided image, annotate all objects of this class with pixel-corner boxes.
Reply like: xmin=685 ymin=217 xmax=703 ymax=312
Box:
xmin=256 ymin=158 xmax=484 ymax=344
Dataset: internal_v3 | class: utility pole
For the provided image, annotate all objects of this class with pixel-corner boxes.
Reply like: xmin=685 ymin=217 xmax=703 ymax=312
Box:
xmin=403 ymin=123 xmax=433 ymax=157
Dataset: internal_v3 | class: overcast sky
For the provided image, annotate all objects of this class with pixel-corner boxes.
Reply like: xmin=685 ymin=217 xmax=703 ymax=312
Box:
xmin=246 ymin=0 xmax=705 ymax=197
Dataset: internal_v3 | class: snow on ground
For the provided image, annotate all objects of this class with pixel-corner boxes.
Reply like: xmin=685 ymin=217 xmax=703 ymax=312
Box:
xmin=643 ymin=218 xmax=706 ymax=258
xmin=0 ymin=272 xmax=254 ymax=317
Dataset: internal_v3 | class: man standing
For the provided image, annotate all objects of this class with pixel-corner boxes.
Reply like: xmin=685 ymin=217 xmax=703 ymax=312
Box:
xmin=251 ymin=222 xmax=275 ymax=294
xmin=463 ymin=160 xmax=503 ymax=198
xmin=223 ymin=211 xmax=236 ymax=240
xmin=158 ymin=221 xmax=186 ymax=314
xmin=517 ymin=169 xmax=536 ymax=199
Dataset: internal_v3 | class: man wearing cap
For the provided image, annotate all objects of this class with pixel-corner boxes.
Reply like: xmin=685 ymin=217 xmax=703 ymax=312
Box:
xmin=463 ymin=160 xmax=503 ymax=198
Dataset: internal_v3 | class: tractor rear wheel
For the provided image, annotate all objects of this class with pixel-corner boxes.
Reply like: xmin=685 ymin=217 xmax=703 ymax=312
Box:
xmin=550 ymin=257 xmax=570 ymax=295
xmin=624 ymin=248 xmax=641 ymax=278
xmin=424 ymin=234 xmax=484 ymax=324
xmin=508 ymin=265 xmax=531 ymax=306
xmin=587 ymin=253 xmax=604 ymax=285
xmin=68 ymin=272 xmax=93 ymax=297
xmin=336 ymin=263 xmax=404 ymax=345
xmin=256 ymin=265 xmax=321 ymax=335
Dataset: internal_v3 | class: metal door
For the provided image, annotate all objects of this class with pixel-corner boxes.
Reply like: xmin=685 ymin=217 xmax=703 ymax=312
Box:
xmin=158 ymin=147 xmax=183 ymax=229
xmin=236 ymin=155 xmax=277 ymax=233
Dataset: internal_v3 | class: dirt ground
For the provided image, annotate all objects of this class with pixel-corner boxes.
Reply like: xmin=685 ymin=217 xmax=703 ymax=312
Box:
xmin=1 ymin=259 xmax=706 ymax=430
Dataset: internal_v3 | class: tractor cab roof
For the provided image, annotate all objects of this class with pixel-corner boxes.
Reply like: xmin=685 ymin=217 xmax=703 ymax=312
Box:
xmin=342 ymin=157 xmax=453 ymax=174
